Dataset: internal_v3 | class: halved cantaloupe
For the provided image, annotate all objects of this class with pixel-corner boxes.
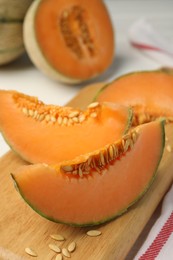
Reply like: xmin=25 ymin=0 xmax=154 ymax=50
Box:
xmin=12 ymin=120 xmax=165 ymax=226
xmin=23 ymin=0 xmax=114 ymax=83
xmin=0 ymin=90 xmax=132 ymax=164
xmin=96 ymin=69 xmax=173 ymax=125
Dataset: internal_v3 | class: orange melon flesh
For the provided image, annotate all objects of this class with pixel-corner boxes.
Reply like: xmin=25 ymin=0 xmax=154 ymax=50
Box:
xmin=97 ymin=70 xmax=173 ymax=120
xmin=34 ymin=0 xmax=114 ymax=80
xmin=0 ymin=90 xmax=132 ymax=164
xmin=12 ymin=121 xmax=164 ymax=226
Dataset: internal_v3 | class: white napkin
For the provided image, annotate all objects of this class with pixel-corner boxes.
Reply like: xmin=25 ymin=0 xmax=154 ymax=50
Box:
xmin=129 ymin=19 xmax=173 ymax=67
xmin=129 ymin=19 xmax=173 ymax=260
xmin=134 ymin=184 xmax=173 ymax=260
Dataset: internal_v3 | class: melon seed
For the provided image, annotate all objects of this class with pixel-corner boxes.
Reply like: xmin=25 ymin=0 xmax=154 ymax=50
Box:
xmin=78 ymin=167 xmax=83 ymax=177
xmin=49 ymin=244 xmax=61 ymax=253
xmin=55 ymin=254 xmax=63 ymax=260
xmin=22 ymin=107 xmax=28 ymax=116
xmin=33 ymin=110 xmax=38 ymax=118
xmin=67 ymin=242 xmax=76 ymax=253
xmin=88 ymin=102 xmax=99 ymax=109
xmin=38 ymin=114 xmax=45 ymax=121
xmin=166 ymin=144 xmax=172 ymax=152
xmin=79 ymin=114 xmax=86 ymax=123
xmin=63 ymin=117 xmax=68 ymax=125
xmin=51 ymin=116 xmax=56 ymax=122
xmin=108 ymin=145 xmax=114 ymax=160
xmin=58 ymin=116 xmax=63 ymax=125
xmin=100 ymin=152 xmax=105 ymax=165
xmin=50 ymin=234 xmax=65 ymax=241
xmin=123 ymin=139 xmax=131 ymax=153
xmin=25 ymin=247 xmax=37 ymax=257
xmin=72 ymin=117 xmax=79 ymax=123
xmin=45 ymin=114 xmax=50 ymax=122
xmin=87 ymin=157 xmax=92 ymax=165
xmin=86 ymin=230 xmax=102 ymax=237
xmin=29 ymin=109 xmax=34 ymax=117
xmin=62 ymin=165 xmax=73 ymax=172
xmin=62 ymin=248 xmax=71 ymax=258
xmin=90 ymin=112 xmax=97 ymax=118
xmin=69 ymin=111 xmax=79 ymax=118
xmin=132 ymin=132 xmax=138 ymax=143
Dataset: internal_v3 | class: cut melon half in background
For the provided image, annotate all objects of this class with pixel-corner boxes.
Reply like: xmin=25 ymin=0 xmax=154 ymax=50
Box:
xmin=23 ymin=0 xmax=115 ymax=83
xmin=12 ymin=120 xmax=165 ymax=226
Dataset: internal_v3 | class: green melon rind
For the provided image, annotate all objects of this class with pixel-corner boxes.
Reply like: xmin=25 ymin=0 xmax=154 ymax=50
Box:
xmin=11 ymin=120 xmax=165 ymax=227
xmin=0 ymin=104 xmax=133 ymax=164
xmin=122 ymin=107 xmax=133 ymax=135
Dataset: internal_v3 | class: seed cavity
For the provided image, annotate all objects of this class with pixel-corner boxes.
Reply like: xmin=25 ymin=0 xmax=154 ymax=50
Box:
xmin=49 ymin=244 xmax=61 ymax=253
xmin=18 ymin=92 xmax=102 ymax=127
xmin=60 ymin=5 xmax=95 ymax=59
xmin=61 ymin=129 xmax=139 ymax=178
xmin=25 ymin=247 xmax=37 ymax=257
xmin=86 ymin=230 xmax=102 ymax=237
xmin=50 ymin=234 xmax=65 ymax=241
xmin=62 ymin=248 xmax=71 ymax=258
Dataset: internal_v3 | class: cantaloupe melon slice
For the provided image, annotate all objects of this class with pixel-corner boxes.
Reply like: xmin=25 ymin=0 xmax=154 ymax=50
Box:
xmin=0 ymin=90 xmax=132 ymax=164
xmin=12 ymin=120 xmax=165 ymax=226
xmin=96 ymin=69 xmax=173 ymax=125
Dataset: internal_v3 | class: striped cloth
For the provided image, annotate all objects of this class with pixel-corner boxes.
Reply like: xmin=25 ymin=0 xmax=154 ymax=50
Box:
xmin=129 ymin=19 xmax=173 ymax=67
xmin=134 ymin=185 xmax=173 ymax=260
xmin=129 ymin=20 xmax=173 ymax=259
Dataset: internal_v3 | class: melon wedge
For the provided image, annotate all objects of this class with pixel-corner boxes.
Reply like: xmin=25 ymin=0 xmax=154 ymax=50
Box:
xmin=96 ymin=69 xmax=173 ymax=125
xmin=12 ymin=120 xmax=165 ymax=226
xmin=0 ymin=90 xmax=132 ymax=164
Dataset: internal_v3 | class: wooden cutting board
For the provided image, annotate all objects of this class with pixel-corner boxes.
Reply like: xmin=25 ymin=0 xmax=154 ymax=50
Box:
xmin=1 ymin=84 xmax=173 ymax=260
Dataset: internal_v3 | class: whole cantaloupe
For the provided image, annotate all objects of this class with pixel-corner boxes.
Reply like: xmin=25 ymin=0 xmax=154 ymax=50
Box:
xmin=0 ymin=0 xmax=33 ymax=65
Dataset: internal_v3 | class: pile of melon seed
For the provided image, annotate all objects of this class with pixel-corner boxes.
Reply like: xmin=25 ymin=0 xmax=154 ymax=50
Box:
xmin=25 ymin=229 xmax=102 ymax=259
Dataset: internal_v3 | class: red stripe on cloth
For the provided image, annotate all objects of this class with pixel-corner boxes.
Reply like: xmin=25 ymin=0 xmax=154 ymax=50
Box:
xmin=130 ymin=42 xmax=162 ymax=52
xmin=139 ymin=211 xmax=173 ymax=260
xmin=130 ymin=42 xmax=173 ymax=57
